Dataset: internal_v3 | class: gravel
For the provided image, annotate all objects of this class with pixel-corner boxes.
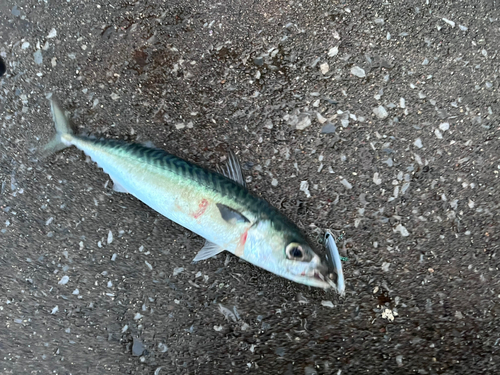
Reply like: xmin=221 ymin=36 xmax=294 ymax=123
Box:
xmin=1 ymin=0 xmax=499 ymax=374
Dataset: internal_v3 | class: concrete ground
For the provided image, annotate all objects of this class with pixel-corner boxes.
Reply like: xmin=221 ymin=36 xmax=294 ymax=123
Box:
xmin=0 ymin=0 xmax=499 ymax=374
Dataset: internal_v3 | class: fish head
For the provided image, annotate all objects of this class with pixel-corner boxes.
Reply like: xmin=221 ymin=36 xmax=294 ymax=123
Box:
xmin=244 ymin=220 xmax=338 ymax=290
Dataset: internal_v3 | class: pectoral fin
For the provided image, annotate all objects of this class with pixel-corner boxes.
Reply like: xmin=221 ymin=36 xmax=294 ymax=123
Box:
xmin=216 ymin=203 xmax=250 ymax=224
xmin=193 ymin=241 xmax=225 ymax=262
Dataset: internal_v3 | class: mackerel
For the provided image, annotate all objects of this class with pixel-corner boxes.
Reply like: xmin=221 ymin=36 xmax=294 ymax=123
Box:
xmin=43 ymin=98 xmax=343 ymax=291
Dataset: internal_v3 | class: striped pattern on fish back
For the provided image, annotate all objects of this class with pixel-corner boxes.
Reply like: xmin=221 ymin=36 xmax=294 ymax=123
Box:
xmin=83 ymin=136 xmax=303 ymax=236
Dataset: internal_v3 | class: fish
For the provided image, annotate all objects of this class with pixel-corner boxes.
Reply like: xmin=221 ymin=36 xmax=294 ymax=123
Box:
xmin=42 ymin=98 xmax=342 ymax=291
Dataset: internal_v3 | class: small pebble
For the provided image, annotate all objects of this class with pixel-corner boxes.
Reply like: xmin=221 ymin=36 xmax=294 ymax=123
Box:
xmin=321 ymin=300 xmax=334 ymax=308
xmin=351 ymin=66 xmax=366 ymax=78
xmin=300 ymin=181 xmax=311 ymax=198
xmin=394 ymin=224 xmax=409 ymax=237
xmin=11 ymin=5 xmax=21 ymax=17
xmin=413 ymin=138 xmax=423 ymax=148
xmin=132 ymin=337 xmax=145 ymax=356
xmin=439 ymin=122 xmax=450 ymax=131
xmin=320 ymin=62 xmax=329 ymax=74
xmin=396 ymin=355 xmax=404 ymax=367
xmin=373 ymin=106 xmax=388 ymax=119
xmin=253 ymin=57 xmax=264 ymax=66
xmin=33 ymin=50 xmax=43 ymax=65
xmin=382 ymin=307 xmax=395 ymax=321
xmin=321 ymin=123 xmax=336 ymax=134
xmin=340 ymin=178 xmax=353 ymax=189
xmin=316 ymin=112 xmax=327 ymax=124
xmin=58 ymin=275 xmax=69 ymax=285
xmin=173 ymin=267 xmax=184 ymax=276
xmin=328 ymin=46 xmax=339 ymax=57
xmin=134 ymin=313 xmax=143 ymax=320
xmin=296 ymin=115 xmax=311 ymax=130
xmin=47 ymin=28 xmax=57 ymax=38
xmin=442 ymin=18 xmax=455 ymax=27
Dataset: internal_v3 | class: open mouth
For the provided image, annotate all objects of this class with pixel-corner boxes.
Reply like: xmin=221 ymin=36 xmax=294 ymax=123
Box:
xmin=306 ymin=269 xmax=339 ymax=290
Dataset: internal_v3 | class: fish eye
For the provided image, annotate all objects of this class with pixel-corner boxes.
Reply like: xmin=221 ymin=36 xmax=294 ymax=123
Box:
xmin=285 ymin=243 xmax=304 ymax=260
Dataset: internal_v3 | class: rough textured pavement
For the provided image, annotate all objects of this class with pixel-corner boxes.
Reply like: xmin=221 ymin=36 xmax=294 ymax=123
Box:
xmin=1 ymin=0 xmax=500 ymax=374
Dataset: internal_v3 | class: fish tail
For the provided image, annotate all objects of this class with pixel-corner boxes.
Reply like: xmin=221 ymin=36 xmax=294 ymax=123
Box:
xmin=41 ymin=98 xmax=75 ymax=157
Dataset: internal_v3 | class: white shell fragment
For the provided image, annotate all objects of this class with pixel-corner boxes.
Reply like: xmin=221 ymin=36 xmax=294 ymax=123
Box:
xmin=328 ymin=46 xmax=339 ymax=57
xmin=47 ymin=28 xmax=57 ymax=38
xmin=394 ymin=224 xmax=410 ymax=237
xmin=58 ymin=275 xmax=69 ymax=285
xmin=340 ymin=178 xmax=352 ymax=189
xmin=439 ymin=122 xmax=450 ymax=132
xmin=300 ymin=181 xmax=311 ymax=198
xmin=321 ymin=300 xmax=334 ymax=308
xmin=442 ymin=18 xmax=455 ymax=27
xmin=351 ymin=66 xmax=366 ymax=78
xmin=320 ymin=62 xmax=329 ymax=74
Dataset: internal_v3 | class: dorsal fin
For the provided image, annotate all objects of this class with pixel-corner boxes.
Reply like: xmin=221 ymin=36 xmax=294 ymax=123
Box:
xmin=220 ymin=150 xmax=245 ymax=187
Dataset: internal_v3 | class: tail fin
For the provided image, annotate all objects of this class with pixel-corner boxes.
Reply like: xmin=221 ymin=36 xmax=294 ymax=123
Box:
xmin=41 ymin=98 xmax=75 ymax=158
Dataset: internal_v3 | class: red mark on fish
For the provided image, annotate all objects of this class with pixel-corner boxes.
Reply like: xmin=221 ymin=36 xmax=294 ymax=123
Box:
xmin=235 ymin=229 xmax=249 ymax=257
xmin=193 ymin=199 xmax=209 ymax=219
xmin=240 ymin=230 xmax=248 ymax=246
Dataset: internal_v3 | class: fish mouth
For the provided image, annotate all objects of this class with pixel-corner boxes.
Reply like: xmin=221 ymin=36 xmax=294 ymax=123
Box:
xmin=303 ymin=268 xmax=339 ymax=290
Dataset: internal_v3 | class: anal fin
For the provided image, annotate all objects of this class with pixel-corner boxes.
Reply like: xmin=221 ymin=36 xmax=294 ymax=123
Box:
xmin=193 ymin=241 xmax=225 ymax=262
